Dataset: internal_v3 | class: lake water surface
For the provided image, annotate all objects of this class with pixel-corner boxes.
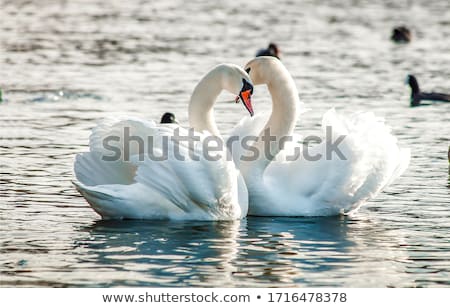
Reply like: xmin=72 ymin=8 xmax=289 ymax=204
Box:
xmin=1 ymin=0 xmax=449 ymax=287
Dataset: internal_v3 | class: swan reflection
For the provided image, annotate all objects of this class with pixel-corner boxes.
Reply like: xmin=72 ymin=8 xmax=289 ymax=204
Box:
xmin=76 ymin=215 xmax=409 ymax=287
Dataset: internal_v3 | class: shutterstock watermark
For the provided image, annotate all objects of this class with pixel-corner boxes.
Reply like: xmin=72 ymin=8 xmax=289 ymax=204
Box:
xmin=101 ymin=127 xmax=347 ymax=162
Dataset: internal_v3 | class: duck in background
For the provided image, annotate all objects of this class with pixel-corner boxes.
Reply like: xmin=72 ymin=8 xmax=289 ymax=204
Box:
xmin=391 ymin=26 xmax=411 ymax=43
xmin=406 ymin=75 xmax=450 ymax=107
xmin=256 ymin=43 xmax=280 ymax=59
xmin=0 ymin=88 xmax=3 ymax=103
xmin=160 ymin=112 xmax=178 ymax=124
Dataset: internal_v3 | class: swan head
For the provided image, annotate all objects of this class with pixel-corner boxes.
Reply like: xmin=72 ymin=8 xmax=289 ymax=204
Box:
xmin=219 ymin=64 xmax=254 ymax=116
xmin=243 ymin=56 xmax=283 ymax=86
xmin=234 ymin=78 xmax=254 ymax=116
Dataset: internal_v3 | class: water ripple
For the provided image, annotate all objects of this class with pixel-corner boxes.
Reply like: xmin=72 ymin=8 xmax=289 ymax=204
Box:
xmin=1 ymin=0 xmax=450 ymax=287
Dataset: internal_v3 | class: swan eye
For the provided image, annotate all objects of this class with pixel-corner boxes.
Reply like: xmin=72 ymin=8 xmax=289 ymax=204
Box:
xmin=242 ymin=78 xmax=253 ymax=93
xmin=245 ymin=67 xmax=251 ymax=74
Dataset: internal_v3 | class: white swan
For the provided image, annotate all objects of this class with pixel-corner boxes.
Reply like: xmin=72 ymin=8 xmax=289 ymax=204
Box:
xmin=233 ymin=57 xmax=410 ymax=216
xmin=74 ymin=64 xmax=254 ymax=221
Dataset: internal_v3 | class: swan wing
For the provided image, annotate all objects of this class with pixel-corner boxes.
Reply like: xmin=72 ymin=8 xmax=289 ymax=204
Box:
xmin=227 ymin=113 xmax=269 ymax=168
xmin=74 ymin=118 xmax=246 ymax=220
xmin=260 ymin=108 xmax=410 ymax=216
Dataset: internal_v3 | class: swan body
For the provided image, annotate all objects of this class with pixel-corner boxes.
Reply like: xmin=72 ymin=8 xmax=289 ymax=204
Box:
xmin=74 ymin=64 xmax=253 ymax=221
xmin=235 ymin=57 xmax=410 ymax=216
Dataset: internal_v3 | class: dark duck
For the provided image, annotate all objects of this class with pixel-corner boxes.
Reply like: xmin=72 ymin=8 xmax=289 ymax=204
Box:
xmin=160 ymin=112 xmax=178 ymax=124
xmin=406 ymin=75 xmax=450 ymax=107
xmin=391 ymin=26 xmax=411 ymax=43
xmin=256 ymin=43 xmax=280 ymax=59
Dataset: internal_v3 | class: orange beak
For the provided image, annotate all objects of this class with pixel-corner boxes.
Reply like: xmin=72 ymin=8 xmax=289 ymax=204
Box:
xmin=236 ymin=89 xmax=254 ymax=116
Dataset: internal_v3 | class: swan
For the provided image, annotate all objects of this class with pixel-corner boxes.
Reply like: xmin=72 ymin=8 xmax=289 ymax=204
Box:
xmin=73 ymin=63 xmax=254 ymax=221
xmin=233 ymin=57 xmax=410 ymax=216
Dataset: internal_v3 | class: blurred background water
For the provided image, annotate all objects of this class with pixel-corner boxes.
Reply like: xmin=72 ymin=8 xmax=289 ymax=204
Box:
xmin=1 ymin=0 xmax=449 ymax=287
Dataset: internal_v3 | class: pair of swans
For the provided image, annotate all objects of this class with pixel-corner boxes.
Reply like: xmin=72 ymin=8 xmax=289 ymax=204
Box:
xmin=74 ymin=57 xmax=409 ymax=220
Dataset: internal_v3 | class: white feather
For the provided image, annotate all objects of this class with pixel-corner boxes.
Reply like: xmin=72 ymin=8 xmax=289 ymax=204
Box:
xmin=74 ymin=118 xmax=247 ymax=220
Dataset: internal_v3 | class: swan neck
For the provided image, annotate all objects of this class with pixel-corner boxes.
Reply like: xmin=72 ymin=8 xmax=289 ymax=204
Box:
xmin=188 ymin=71 xmax=223 ymax=136
xmin=243 ymin=65 xmax=298 ymax=178
xmin=265 ymin=77 xmax=298 ymax=155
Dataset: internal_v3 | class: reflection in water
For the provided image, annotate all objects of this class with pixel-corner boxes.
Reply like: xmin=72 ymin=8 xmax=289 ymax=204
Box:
xmin=240 ymin=217 xmax=354 ymax=286
xmin=77 ymin=220 xmax=242 ymax=287
xmin=69 ymin=216 xmax=411 ymax=287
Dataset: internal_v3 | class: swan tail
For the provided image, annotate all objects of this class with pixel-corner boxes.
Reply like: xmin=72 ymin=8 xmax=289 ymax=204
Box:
xmin=72 ymin=180 xmax=124 ymax=219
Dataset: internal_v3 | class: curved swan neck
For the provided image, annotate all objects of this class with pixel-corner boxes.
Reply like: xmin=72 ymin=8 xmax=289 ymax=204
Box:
xmin=188 ymin=67 xmax=225 ymax=137
xmin=266 ymin=67 xmax=299 ymax=139
xmin=243 ymin=61 xmax=299 ymax=178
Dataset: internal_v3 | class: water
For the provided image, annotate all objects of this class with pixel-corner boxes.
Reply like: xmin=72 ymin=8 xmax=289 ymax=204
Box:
xmin=1 ymin=0 xmax=449 ymax=287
